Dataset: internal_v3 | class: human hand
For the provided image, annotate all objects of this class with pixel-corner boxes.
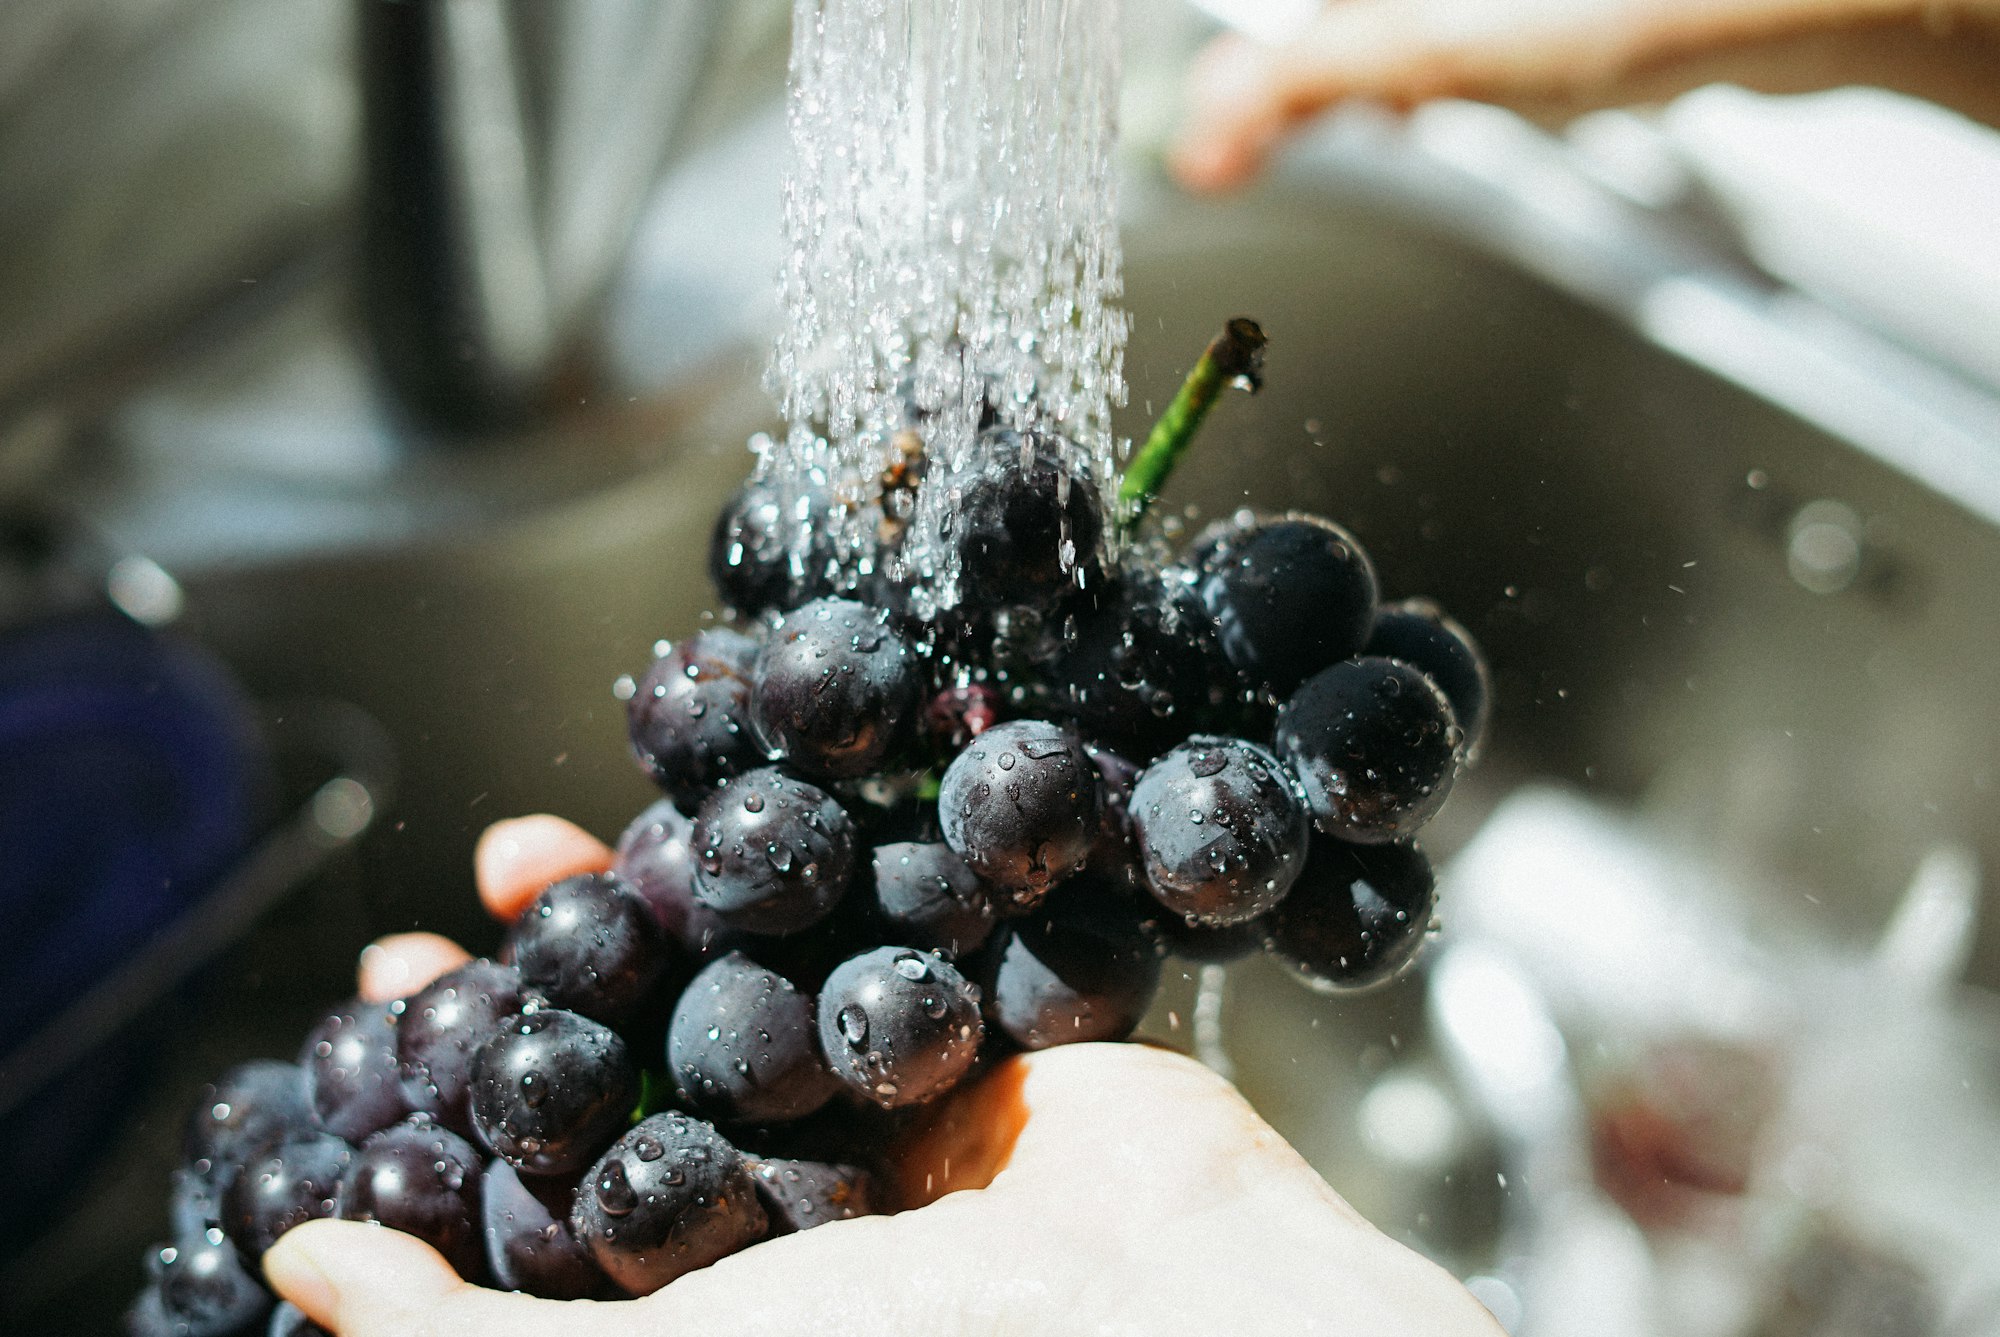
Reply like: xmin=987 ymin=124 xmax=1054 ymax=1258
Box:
xmin=1171 ymin=0 xmax=2000 ymax=191
xmin=265 ymin=815 xmax=1502 ymax=1336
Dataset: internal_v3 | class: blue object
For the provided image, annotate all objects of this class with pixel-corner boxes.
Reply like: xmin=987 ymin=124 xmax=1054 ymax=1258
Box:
xmin=0 ymin=609 xmax=269 ymax=1249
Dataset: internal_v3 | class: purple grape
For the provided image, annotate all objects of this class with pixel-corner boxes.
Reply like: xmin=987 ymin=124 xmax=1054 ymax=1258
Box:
xmin=1130 ymin=736 xmax=1309 ymax=927
xmin=750 ymin=598 xmax=922 ymax=781
xmin=746 ymin=1158 xmax=875 ymax=1235
xmin=708 ymin=480 xmax=839 ymax=616
xmin=1196 ymin=514 xmax=1378 ymax=696
xmin=469 ymin=1008 xmax=637 ymax=1177
xmin=396 ymin=960 xmax=524 ymax=1136
xmin=626 ymin=628 xmax=764 ymax=806
xmin=222 ymin=1133 xmax=351 ymax=1260
xmin=927 ymin=426 xmax=1102 ymax=607
xmin=571 ymin=1114 xmax=767 ymax=1296
xmin=817 ymin=947 xmax=983 ymax=1109
xmin=1054 ymin=565 xmax=1230 ymax=755
xmin=667 ymin=953 xmax=840 ymax=1125
xmin=481 ymin=1159 xmax=608 ymax=1299
xmin=938 ymin=719 xmax=1099 ymax=908
xmin=337 ymin=1117 xmax=484 ymax=1281
xmin=978 ymin=880 xmax=1163 ymax=1049
xmin=505 ymin=872 xmax=670 ymax=1023
xmin=865 ymin=841 xmax=998 ymax=959
xmin=1366 ymin=597 xmax=1491 ymax=760
xmin=183 ymin=1061 xmax=312 ymax=1190
xmin=1274 ymin=657 xmax=1462 ymax=844
xmin=615 ymin=798 xmax=738 ymax=959
xmin=691 ymin=767 xmax=856 ymax=936
xmin=145 ymin=1227 xmax=272 ymax=1337
xmin=1264 ymin=840 xmax=1436 ymax=991
xmin=300 ymin=1002 xmax=408 ymax=1143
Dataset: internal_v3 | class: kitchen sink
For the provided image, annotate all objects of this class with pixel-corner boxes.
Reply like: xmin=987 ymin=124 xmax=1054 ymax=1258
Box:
xmin=10 ymin=106 xmax=2000 ymax=1332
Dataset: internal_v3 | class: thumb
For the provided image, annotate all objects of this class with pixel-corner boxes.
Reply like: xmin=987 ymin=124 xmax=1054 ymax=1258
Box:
xmin=263 ymin=1219 xmax=586 ymax=1337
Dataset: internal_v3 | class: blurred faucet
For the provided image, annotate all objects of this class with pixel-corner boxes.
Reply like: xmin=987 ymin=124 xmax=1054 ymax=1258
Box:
xmin=359 ymin=0 xmax=726 ymax=431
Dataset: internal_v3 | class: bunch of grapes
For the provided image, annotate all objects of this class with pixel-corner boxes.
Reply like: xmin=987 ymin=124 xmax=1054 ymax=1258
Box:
xmin=129 ymin=323 xmax=1486 ymax=1335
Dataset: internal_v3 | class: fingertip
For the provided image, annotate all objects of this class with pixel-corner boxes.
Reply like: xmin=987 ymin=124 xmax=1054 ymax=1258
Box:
xmin=1173 ymin=35 xmax=1288 ymax=193
xmin=264 ymin=1219 xmax=463 ymax=1331
xmin=475 ymin=815 xmax=615 ymax=922
xmin=357 ymin=932 xmax=472 ymax=1004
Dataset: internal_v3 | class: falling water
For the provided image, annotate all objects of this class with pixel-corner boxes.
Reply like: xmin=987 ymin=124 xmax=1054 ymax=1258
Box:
xmin=759 ymin=0 xmax=1128 ymax=613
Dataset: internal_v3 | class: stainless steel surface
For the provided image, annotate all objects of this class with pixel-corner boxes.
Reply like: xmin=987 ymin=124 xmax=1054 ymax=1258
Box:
xmin=359 ymin=0 xmax=727 ymax=428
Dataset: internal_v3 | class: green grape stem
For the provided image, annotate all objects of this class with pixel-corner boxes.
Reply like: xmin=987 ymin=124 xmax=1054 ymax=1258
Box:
xmin=1117 ymin=317 xmax=1267 ymax=532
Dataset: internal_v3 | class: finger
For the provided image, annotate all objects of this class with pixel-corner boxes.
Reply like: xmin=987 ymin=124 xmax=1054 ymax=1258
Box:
xmin=356 ymin=932 xmax=472 ymax=1004
xmin=265 ymin=1219 xmax=622 ymax=1337
xmin=475 ymin=815 xmax=614 ymax=922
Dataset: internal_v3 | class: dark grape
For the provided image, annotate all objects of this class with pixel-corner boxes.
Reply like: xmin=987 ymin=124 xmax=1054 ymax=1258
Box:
xmin=1366 ymin=597 xmax=1491 ymax=760
xmin=626 ymin=628 xmax=763 ymax=806
xmin=571 ymin=1113 xmax=767 ymax=1296
xmin=505 ymin=872 xmax=669 ymax=1023
xmin=817 ymin=946 xmax=983 ymax=1108
xmin=1196 ymin=514 xmax=1378 ymax=696
xmin=978 ymin=880 xmax=1163 ymax=1049
xmin=668 ymin=953 xmax=840 ymax=1125
xmin=1130 ymin=736 xmax=1309 ymax=927
xmin=747 ymin=1158 xmax=875 ymax=1235
xmin=750 ymin=598 xmax=922 ymax=781
xmin=1054 ymin=566 xmax=1229 ymax=755
xmin=1083 ymin=744 xmax=1142 ymax=888
xmin=300 ymin=1002 xmax=408 ymax=1143
xmin=183 ymin=1061 xmax=312 ymax=1189
xmin=148 ymin=1228 xmax=272 ymax=1337
xmin=865 ymin=841 xmax=997 ymax=958
xmin=615 ymin=798 xmax=739 ymax=959
xmin=938 ymin=719 xmax=1099 ymax=907
xmin=396 ymin=959 xmax=524 ymax=1136
xmin=481 ymin=1159 xmax=607 ymax=1299
xmin=223 ymin=1133 xmax=351 ymax=1260
xmin=170 ymin=1167 xmax=223 ymax=1238
xmin=708 ymin=480 xmax=838 ymax=616
xmin=1274 ymin=656 xmax=1461 ymax=843
xmin=691 ymin=767 xmax=857 ymax=936
xmin=1264 ymin=840 xmax=1436 ymax=991
xmin=336 ymin=1117 xmax=484 ymax=1282
xmin=469 ymin=1008 xmax=637 ymax=1177
xmin=268 ymin=1302 xmax=329 ymax=1337
xmin=929 ymin=426 xmax=1102 ymax=607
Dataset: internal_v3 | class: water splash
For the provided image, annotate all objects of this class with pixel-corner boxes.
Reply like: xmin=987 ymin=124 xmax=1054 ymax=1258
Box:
xmin=761 ymin=0 xmax=1128 ymax=611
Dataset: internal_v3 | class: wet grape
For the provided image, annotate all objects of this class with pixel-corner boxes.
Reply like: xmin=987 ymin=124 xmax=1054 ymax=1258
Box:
xmin=626 ymin=628 xmax=764 ymax=807
xmin=222 ymin=1133 xmax=351 ymax=1260
xmin=747 ymin=1158 xmax=875 ymax=1235
xmin=1264 ymin=840 xmax=1436 ymax=991
xmin=481 ymin=1158 xmax=608 ymax=1299
xmin=144 ymin=1227 xmax=272 ymax=1337
xmin=691 ymin=767 xmax=857 ymax=936
xmin=750 ymin=598 xmax=921 ymax=780
xmin=667 ymin=952 xmax=839 ymax=1125
xmin=615 ymin=798 xmax=740 ymax=960
xmin=938 ymin=719 xmax=1099 ymax=907
xmin=336 ymin=1116 xmax=484 ymax=1281
xmin=978 ymin=879 xmax=1163 ymax=1049
xmin=1274 ymin=657 xmax=1461 ymax=844
xmin=1366 ymin=597 xmax=1491 ymax=760
xmin=299 ymin=1002 xmax=407 ymax=1144
xmin=1196 ymin=514 xmax=1378 ymax=696
xmin=864 ymin=840 xmax=998 ymax=958
xmin=396 ymin=959 xmax=524 ymax=1137
xmin=183 ymin=1061 xmax=313 ymax=1192
xmin=570 ymin=1113 xmax=766 ymax=1296
xmin=928 ymin=425 xmax=1102 ymax=607
xmin=816 ymin=946 xmax=983 ymax=1108
xmin=1129 ymin=735 xmax=1309 ymax=927
xmin=505 ymin=872 xmax=670 ymax=1024
xmin=468 ymin=1009 xmax=637 ymax=1177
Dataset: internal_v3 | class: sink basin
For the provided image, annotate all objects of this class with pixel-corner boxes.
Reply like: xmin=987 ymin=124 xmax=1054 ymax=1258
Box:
xmin=12 ymin=116 xmax=2000 ymax=1331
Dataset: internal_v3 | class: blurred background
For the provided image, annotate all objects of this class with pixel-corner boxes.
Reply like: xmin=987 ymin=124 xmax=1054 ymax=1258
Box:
xmin=2 ymin=1 xmax=1997 ymax=1332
